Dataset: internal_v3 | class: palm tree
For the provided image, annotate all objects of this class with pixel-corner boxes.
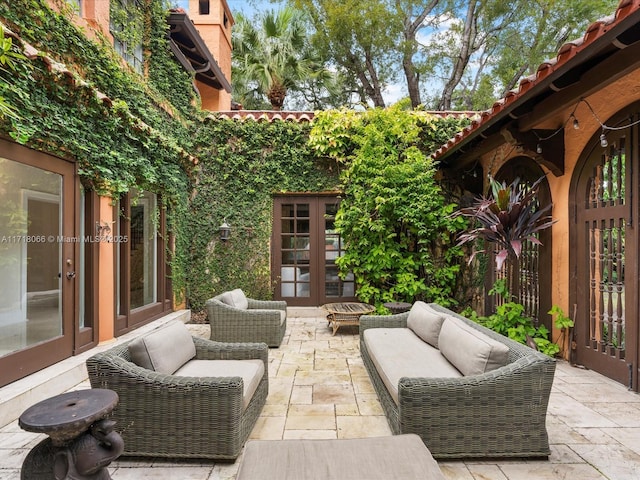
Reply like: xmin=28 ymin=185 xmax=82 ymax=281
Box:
xmin=232 ymin=8 xmax=321 ymax=110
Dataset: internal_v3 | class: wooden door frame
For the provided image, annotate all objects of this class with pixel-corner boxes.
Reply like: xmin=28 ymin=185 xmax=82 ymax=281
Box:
xmin=272 ymin=193 xmax=356 ymax=306
xmin=0 ymin=140 xmax=76 ymax=387
xmin=115 ymin=190 xmax=171 ymax=336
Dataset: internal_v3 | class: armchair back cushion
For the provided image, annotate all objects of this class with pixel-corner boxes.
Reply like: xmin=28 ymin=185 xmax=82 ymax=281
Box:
xmin=406 ymin=301 xmax=445 ymax=348
xmin=438 ymin=317 xmax=509 ymax=376
xmin=220 ymin=288 xmax=249 ymax=310
xmin=128 ymin=321 xmax=196 ymax=374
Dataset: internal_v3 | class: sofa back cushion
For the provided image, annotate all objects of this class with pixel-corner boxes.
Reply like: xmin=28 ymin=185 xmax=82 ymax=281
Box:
xmin=220 ymin=288 xmax=249 ymax=310
xmin=128 ymin=321 xmax=196 ymax=374
xmin=406 ymin=301 xmax=445 ymax=348
xmin=438 ymin=317 xmax=509 ymax=376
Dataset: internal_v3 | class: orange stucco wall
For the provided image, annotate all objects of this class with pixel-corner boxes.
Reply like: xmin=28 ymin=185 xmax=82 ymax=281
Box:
xmin=478 ymin=68 xmax=640 ymax=355
xmin=188 ymin=0 xmax=234 ymax=110
xmin=48 ymin=0 xmax=113 ymax=44
xmin=97 ymin=196 xmax=116 ymax=343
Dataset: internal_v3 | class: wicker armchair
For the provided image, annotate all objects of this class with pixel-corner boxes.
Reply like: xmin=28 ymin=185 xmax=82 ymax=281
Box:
xmin=360 ymin=303 xmax=556 ymax=459
xmin=206 ymin=289 xmax=287 ymax=347
xmin=86 ymin=334 xmax=268 ymax=460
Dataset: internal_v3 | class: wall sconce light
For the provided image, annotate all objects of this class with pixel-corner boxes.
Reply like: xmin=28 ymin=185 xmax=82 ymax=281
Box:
xmin=95 ymin=220 xmax=112 ymax=236
xmin=219 ymin=220 xmax=231 ymax=242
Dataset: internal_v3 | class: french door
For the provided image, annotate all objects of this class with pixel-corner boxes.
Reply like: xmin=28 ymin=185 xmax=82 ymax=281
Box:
xmin=272 ymin=195 xmax=356 ymax=306
xmin=0 ymin=140 xmax=76 ymax=387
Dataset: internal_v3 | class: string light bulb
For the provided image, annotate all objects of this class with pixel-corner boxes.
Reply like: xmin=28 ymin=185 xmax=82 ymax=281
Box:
xmin=600 ymin=132 xmax=608 ymax=148
xmin=536 ymin=143 xmax=543 ymax=154
xmin=571 ymin=114 xmax=580 ymax=130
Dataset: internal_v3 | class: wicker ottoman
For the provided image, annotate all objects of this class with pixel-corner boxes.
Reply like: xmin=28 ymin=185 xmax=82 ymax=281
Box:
xmin=235 ymin=434 xmax=445 ymax=480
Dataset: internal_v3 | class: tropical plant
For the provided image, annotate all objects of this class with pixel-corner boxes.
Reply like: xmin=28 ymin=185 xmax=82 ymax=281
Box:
xmin=454 ymin=175 xmax=555 ymax=297
xmin=309 ymin=107 xmax=469 ymax=308
xmin=465 ymin=279 xmax=559 ymax=357
xmin=548 ymin=304 xmax=575 ymax=357
xmin=232 ymin=7 xmax=332 ymax=110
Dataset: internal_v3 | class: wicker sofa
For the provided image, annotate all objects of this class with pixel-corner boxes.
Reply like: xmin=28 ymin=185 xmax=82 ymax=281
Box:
xmin=360 ymin=302 xmax=556 ymax=459
xmin=206 ymin=289 xmax=287 ymax=347
xmin=86 ymin=321 xmax=268 ymax=460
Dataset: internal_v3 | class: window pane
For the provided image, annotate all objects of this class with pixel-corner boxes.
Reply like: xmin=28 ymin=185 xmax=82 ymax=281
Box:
xmin=130 ymin=190 xmax=157 ymax=309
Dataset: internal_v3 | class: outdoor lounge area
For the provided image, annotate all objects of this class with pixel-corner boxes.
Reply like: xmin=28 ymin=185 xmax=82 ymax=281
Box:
xmin=2 ymin=307 xmax=640 ymax=479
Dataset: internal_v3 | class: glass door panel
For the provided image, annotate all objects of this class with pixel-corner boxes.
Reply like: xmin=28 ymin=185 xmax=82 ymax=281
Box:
xmin=129 ymin=190 xmax=158 ymax=309
xmin=273 ymin=195 xmax=356 ymax=305
xmin=0 ymin=160 xmax=63 ymax=356
xmin=323 ymin=202 xmax=354 ymax=298
xmin=280 ymin=203 xmax=310 ymax=298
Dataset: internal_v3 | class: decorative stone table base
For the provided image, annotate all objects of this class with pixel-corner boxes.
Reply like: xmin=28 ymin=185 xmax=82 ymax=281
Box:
xmin=19 ymin=389 xmax=124 ymax=480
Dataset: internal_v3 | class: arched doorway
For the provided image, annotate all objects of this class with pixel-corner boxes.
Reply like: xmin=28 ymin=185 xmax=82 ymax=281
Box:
xmin=571 ymin=104 xmax=640 ymax=390
xmin=488 ymin=157 xmax=553 ymax=330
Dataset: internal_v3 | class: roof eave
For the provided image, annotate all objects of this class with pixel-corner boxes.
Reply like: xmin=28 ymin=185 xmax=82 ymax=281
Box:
xmin=167 ymin=11 xmax=232 ymax=93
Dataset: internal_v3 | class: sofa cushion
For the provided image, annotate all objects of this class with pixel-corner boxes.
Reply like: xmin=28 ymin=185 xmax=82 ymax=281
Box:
xmin=406 ymin=301 xmax=445 ymax=348
xmin=128 ymin=321 xmax=196 ymax=374
xmin=174 ymin=359 xmax=264 ymax=409
xmin=438 ymin=317 xmax=509 ymax=376
xmin=220 ymin=288 xmax=249 ymax=310
xmin=363 ymin=328 xmax=462 ymax=404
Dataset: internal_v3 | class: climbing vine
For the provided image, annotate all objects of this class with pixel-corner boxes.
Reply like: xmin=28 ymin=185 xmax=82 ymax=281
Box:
xmin=309 ymin=107 xmax=470 ymax=309
xmin=0 ymin=0 xmax=200 ymax=298
xmin=185 ymin=117 xmax=340 ymax=310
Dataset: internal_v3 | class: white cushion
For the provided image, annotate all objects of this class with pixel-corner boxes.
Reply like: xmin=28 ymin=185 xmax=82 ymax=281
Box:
xmin=174 ymin=359 xmax=264 ymax=409
xmin=406 ymin=301 xmax=445 ymax=348
xmin=438 ymin=317 xmax=509 ymax=376
xmin=363 ymin=328 xmax=462 ymax=404
xmin=128 ymin=321 xmax=196 ymax=374
xmin=220 ymin=288 xmax=249 ymax=310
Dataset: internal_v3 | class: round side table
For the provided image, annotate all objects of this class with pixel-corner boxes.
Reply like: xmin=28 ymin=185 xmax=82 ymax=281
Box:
xmin=383 ymin=302 xmax=412 ymax=315
xmin=19 ymin=388 xmax=124 ymax=480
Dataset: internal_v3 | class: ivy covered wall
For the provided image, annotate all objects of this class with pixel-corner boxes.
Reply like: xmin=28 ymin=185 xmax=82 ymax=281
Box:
xmin=1 ymin=0 xmax=201 ymax=297
xmin=186 ymin=118 xmax=340 ymax=310
xmin=0 ymin=0 xmax=473 ymax=316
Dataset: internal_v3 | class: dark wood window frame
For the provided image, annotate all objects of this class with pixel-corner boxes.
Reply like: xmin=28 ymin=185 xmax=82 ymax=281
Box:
xmin=115 ymin=191 xmax=171 ymax=336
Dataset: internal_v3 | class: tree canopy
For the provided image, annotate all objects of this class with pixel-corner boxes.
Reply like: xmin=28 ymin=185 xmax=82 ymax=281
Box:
xmin=273 ymin=0 xmax=619 ymax=110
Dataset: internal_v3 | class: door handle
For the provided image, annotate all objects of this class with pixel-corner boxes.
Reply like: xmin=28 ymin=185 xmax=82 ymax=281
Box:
xmin=66 ymin=271 xmax=76 ymax=280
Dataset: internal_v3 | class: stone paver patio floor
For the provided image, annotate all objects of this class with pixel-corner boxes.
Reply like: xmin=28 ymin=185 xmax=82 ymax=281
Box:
xmin=2 ymin=308 xmax=640 ymax=479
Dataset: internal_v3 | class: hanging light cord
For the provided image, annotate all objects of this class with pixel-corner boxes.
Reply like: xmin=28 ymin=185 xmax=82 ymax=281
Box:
xmin=581 ymin=97 xmax=640 ymax=131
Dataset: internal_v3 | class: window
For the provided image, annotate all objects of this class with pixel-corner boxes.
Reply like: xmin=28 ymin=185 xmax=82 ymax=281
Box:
xmin=199 ymin=0 xmax=210 ymax=15
xmin=110 ymin=0 xmax=144 ymax=73
xmin=66 ymin=0 xmax=82 ymax=15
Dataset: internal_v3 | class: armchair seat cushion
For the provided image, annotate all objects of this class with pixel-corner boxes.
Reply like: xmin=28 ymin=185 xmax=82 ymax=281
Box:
xmin=174 ymin=359 xmax=265 ymax=409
